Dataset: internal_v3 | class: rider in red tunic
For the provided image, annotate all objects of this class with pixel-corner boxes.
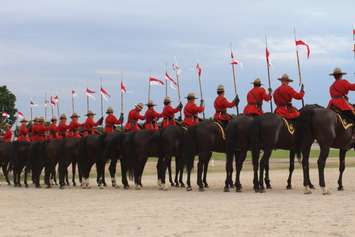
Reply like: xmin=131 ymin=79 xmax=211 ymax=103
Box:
xmin=104 ymin=107 xmax=123 ymax=133
xmin=83 ymin=111 xmax=102 ymax=136
xmin=68 ymin=113 xmax=82 ymax=138
xmin=125 ymin=103 xmax=145 ymax=132
xmin=327 ymin=68 xmax=355 ymax=122
xmin=17 ymin=119 xmax=30 ymax=142
xmin=58 ymin=114 xmax=69 ymax=138
xmin=244 ymin=79 xmax=272 ymax=116
xmin=161 ymin=97 xmax=183 ymax=128
xmin=3 ymin=124 xmax=12 ymax=143
xmin=213 ymin=85 xmax=238 ymax=122
xmin=144 ymin=100 xmax=162 ymax=131
xmin=183 ymin=93 xmax=204 ymax=127
xmin=48 ymin=117 xmax=60 ymax=140
xmin=32 ymin=117 xmax=47 ymax=142
xmin=273 ymin=74 xmax=304 ymax=120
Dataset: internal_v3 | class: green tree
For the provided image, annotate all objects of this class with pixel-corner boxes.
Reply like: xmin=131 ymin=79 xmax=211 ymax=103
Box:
xmin=0 ymin=86 xmax=17 ymax=129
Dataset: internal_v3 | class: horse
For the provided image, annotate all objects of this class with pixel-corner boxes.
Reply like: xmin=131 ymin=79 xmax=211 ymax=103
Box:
xmin=58 ymin=137 xmax=81 ymax=188
xmin=43 ymin=139 xmax=63 ymax=188
xmin=224 ymin=115 xmax=254 ymax=192
xmin=28 ymin=141 xmax=47 ymax=188
xmin=183 ymin=120 xmax=226 ymax=191
xmin=0 ymin=141 xmax=13 ymax=185
xmin=77 ymin=134 xmax=107 ymax=189
xmin=11 ymin=141 xmax=31 ymax=187
xmin=250 ymin=107 xmax=319 ymax=193
xmin=126 ymin=129 xmax=166 ymax=189
xmin=158 ymin=125 xmax=186 ymax=188
xmin=295 ymin=105 xmax=354 ymax=194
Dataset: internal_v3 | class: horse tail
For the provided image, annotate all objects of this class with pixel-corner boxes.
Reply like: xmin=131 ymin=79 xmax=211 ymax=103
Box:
xmin=183 ymin=126 xmax=197 ymax=171
xmin=250 ymin=116 xmax=262 ymax=152
xmin=295 ymin=107 xmax=316 ymax=153
xmin=125 ymin=133 xmax=136 ymax=181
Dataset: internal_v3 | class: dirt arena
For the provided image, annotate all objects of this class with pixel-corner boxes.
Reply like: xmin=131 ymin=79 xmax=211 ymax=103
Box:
xmin=1 ymin=158 xmax=355 ymax=237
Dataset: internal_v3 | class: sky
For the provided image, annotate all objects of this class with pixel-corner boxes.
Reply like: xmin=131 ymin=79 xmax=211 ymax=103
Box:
xmin=1 ymin=0 xmax=355 ymax=119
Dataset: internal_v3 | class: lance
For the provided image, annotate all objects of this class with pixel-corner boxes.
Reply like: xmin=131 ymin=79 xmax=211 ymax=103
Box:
xmin=71 ymin=90 xmax=75 ymax=114
xmin=196 ymin=63 xmax=205 ymax=119
xmin=44 ymin=93 xmax=48 ymax=121
xmin=120 ymin=73 xmax=124 ymax=129
xmin=51 ymin=103 xmax=54 ymax=118
xmin=293 ymin=27 xmax=305 ymax=107
xmin=100 ymin=78 xmax=104 ymax=119
xmin=165 ymin=64 xmax=168 ymax=97
xmin=265 ymin=36 xmax=273 ymax=112
xmin=30 ymin=107 xmax=33 ymax=121
xmin=173 ymin=63 xmax=182 ymax=118
xmin=230 ymin=45 xmax=240 ymax=114
xmin=56 ymin=98 xmax=60 ymax=118
xmin=148 ymin=74 xmax=151 ymax=102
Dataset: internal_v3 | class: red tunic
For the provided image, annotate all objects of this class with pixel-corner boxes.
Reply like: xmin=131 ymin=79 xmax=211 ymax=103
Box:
xmin=144 ymin=108 xmax=162 ymax=130
xmin=328 ymin=79 xmax=355 ymax=111
xmin=68 ymin=119 xmax=81 ymax=138
xmin=162 ymin=105 xmax=180 ymax=128
xmin=31 ymin=124 xmax=47 ymax=142
xmin=273 ymin=84 xmax=304 ymax=120
xmin=244 ymin=87 xmax=272 ymax=116
xmin=48 ymin=123 xmax=61 ymax=140
xmin=183 ymin=101 xmax=204 ymax=127
xmin=105 ymin=114 xmax=122 ymax=133
xmin=17 ymin=124 xmax=30 ymax=142
xmin=58 ymin=121 xmax=69 ymax=138
xmin=124 ymin=108 xmax=145 ymax=132
xmin=3 ymin=128 xmax=12 ymax=143
xmin=213 ymin=95 xmax=236 ymax=121
xmin=83 ymin=117 xmax=100 ymax=136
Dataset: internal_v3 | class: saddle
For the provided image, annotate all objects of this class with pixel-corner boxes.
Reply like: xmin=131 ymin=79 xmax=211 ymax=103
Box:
xmin=281 ymin=118 xmax=295 ymax=135
xmin=213 ymin=121 xmax=226 ymax=140
xmin=330 ymin=107 xmax=353 ymax=130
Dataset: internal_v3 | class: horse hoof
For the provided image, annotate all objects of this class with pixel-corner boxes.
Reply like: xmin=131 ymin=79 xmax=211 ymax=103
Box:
xmin=72 ymin=183 xmax=76 ymax=187
xmin=180 ymin=183 xmax=185 ymax=188
xmin=309 ymin=184 xmax=315 ymax=189
xmin=25 ymin=184 xmax=28 ymax=188
xmin=204 ymin=184 xmax=209 ymax=188
xmin=123 ymin=185 xmax=129 ymax=190
xmin=99 ymin=185 xmax=104 ymax=189
xmin=286 ymin=185 xmax=292 ymax=190
xmin=135 ymin=185 xmax=141 ymax=190
xmin=236 ymin=187 xmax=242 ymax=192
xmin=266 ymin=185 xmax=272 ymax=189
xmin=304 ymin=186 xmax=312 ymax=195
xmin=46 ymin=185 xmax=51 ymax=189
xmin=259 ymin=188 xmax=266 ymax=193
xmin=321 ymin=187 xmax=331 ymax=195
xmin=338 ymin=186 xmax=344 ymax=191
xmin=198 ymin=187 xmax=205 ymax=192
xmin=186 ymin=186 xmax=192 ymax=192
xmin=224 ymin=187 xmax=230 ymax=192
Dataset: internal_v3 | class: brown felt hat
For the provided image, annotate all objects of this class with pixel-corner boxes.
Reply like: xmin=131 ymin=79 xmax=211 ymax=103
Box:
xmin=86 ymin=111 xmax=95 ymax=116
xmin=278 ymin=73 xmax=293 ymax=82
xmin=216 ymin=85 xmax=225 ymax=92
xmin=70 ymin=113 xmax=80 ymax=118
xmin=146 ymin=100 xmax=156 ymax=106
xmin=106 ymin=107 xmax=114 ymax=114
xmin=60 ymin=114 xmax=67 ymax=120
xmin=329 ymin=67 xmax=347 ymax=76
xmin=135 ymin=103 xmax=144 ymax=110
xmin=185 ymin=92 xmax=198 ymax=100
xmin=252 ymin=78 xmax=263 ymax=85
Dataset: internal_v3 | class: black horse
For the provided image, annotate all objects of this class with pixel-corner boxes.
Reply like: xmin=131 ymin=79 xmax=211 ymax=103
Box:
xmin=11 ymin=141 xmax=31 ymax=187
xmin=0 ymin=141 xmax=13 ymax=185
xmin=159 ymin=125 xmax=186 ymax=188
xmin=296 ymin=105 xmax=354 ymax=194
xmin=58 ymin=137 xmax=81 ymax=188
xmin=44 ymin=139 xmax=63 ymax=188
xmin=184 ymin=120 xmax=226 ymax=191
xmin=224 ymin=115 xmax=254 ymax=192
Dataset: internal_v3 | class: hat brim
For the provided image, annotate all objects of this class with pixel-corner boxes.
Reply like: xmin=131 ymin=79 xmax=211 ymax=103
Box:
xmin=329 ymin=72 xmax=347 ymax=76
xmin=86 ymin=113 xmax=96 ymax=116
xmin=185 ymin=97 xmax=198 ymax=99
xmin=251 ymin=82 xmax=263 ymax=85
xmin=278 ymin=78 xmax=293 ymax=82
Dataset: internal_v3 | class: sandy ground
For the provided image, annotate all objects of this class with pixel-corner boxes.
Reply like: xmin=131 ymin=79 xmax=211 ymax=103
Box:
xmin=1 ymin=162 xmax=355 ymax=237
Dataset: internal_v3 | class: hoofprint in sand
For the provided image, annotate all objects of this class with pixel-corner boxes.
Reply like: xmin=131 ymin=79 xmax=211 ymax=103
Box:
xmin=0 ymin=160 xmax=355 ymax=237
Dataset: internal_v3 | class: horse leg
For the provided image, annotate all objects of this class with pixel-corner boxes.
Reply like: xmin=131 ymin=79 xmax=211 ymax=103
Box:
xmin=263 ymin=149 xmax=272 ymax=190
xmin=120 ymin=159 xmax=129 ymax=189
xmin=109 ymin=158 xmax=118 ymax=188
xmin=302 ymin=145 xmax=312 ymax=194
xmin=177 ymin=156 xmax=185 ymax=188
xmin=2 ymin=163 xmax=11 ymax=185
xmin=235 ymin=150 xmax=247 ymax=192
xmin=138 ymin=158 xmax=147 ymax=188
xmin=337 ymin=149 xmax=346 ymax=191
xmin=121 ymin=159 xmax=130 ymax=189
xmin=186 ymin=156 xmax=193 ymax=191
xmin=174 ymin=157 xmax=179 ymax=186
xmin=202 ymin=152 xmax=211 ymax=188
xmin=160 ymin=156 xmax=169 ymax=190
xmin=224 ymin=151 xmax=234 ymax=192
xmin=252 ymin=148 xmax=260 ymax=192
xmin=318 ymin=145 xmax=330 ymax=195
xmin=196 ymin=154 xmax=204 ymax=191
xmin=44 ymin=165 xmax=51 ymax=188
xmin=167 ymin=157 xmax=174 ymax=187
xmin=156 ymin=157 xmax=162 ymax=188
xmin=286 ymin=150 xmax=295 ymax=189
xmin=72 ymin=160 xmax=77 ymax=186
